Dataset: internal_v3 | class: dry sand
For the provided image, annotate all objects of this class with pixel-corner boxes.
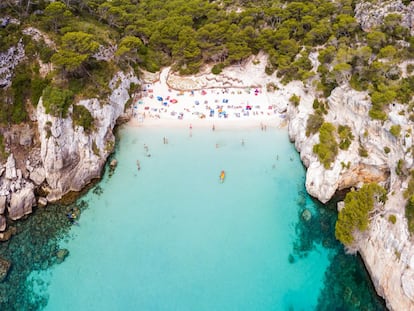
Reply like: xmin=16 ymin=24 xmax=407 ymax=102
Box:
xmin=128 ymin=53 xmax=293 ymax=129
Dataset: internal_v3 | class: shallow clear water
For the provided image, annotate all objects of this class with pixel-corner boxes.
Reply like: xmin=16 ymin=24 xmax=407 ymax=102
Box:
xmin=29 ymin=125 xmax=330 ymax=310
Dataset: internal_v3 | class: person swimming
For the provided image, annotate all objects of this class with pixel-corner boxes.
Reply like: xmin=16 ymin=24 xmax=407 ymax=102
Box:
xmin=67 ymin=210 xmax=79 ymax=225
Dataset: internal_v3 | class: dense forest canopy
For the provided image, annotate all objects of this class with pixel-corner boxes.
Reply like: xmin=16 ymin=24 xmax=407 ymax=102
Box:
xmin=1 ymin=0 xmax=414 ymax=126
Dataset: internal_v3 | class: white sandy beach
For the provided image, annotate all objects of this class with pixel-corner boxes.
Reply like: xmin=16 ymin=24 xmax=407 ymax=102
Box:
xmin=128 ymin=54 xmax=294 ymax=129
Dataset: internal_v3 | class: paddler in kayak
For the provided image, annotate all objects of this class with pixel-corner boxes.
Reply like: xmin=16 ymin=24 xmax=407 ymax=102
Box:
xmin=220 ymin=170 xmax=225 ymax=183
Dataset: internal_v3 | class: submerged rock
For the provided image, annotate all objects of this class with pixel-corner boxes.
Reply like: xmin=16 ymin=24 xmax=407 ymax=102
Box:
xmin=0 ymin=227 xmax=16 ymax=242
xmin=0 ymin=257 xmax=11 ymax=282
xmin=110 ymin=159 xmax=118 ymax=169
xmin=301 ymin=209 xmax=312 ymax=222
xmin=55 ymin=249 xmax=69 ymax=264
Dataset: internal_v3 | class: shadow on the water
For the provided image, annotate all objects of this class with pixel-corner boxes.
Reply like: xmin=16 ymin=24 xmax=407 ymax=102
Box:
xmin=0 ymin=133 xmax=121 ymax=311
xmin=289 ymin=187 xmax=387 ymax=311
xmin=0 ymin=198 xmax=91 ymax=311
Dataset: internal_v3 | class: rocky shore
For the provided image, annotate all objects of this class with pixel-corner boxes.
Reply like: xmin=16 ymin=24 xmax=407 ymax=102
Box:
xmin=0 ymin=67 xmax=138 ymax=236
xmin=1 ymin=7 xmax=414 ymax=308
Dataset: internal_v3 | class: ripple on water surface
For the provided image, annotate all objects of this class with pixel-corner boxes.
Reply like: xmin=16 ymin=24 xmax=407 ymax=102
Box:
xmin=0 ymin=125 xmax=386 ymax=310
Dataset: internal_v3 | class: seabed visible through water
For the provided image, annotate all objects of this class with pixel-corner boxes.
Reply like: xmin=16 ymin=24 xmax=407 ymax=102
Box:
xmin=0 ymin=125 xmax=386 ymax=310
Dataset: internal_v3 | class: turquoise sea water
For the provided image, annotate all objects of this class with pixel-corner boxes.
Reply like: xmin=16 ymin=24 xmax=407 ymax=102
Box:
xmin=0 ymin=125 xmax=386 ymax=310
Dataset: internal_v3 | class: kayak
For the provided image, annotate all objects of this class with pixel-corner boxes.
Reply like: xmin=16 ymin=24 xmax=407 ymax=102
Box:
xmin=220 ymin=170 xmax=225 ymax=183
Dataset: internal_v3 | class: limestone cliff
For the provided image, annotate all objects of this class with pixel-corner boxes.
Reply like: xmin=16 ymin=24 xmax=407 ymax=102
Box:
xmin=355 ymin=0 xmax=414 ymax=35
xmin=0 ymin=70 xmax=138 ymax=236
xmin=36 ymin=71 xmax=138 ymax=202
xmin=287 ymin=83 xmax=414 ymax=310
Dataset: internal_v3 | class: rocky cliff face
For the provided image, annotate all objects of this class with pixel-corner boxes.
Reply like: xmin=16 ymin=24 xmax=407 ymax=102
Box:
xmin=0 ymin=71 xmax=138 ymax=236
xmin=0 ymin=39 xmax=25 ymax=88
xmin=355 ymin=0 xmax=414 ymax=35
xmin=37 ymin=71 xmax=138 ymax=201
xmin=287 ymin=83 xmax=414 ymax=310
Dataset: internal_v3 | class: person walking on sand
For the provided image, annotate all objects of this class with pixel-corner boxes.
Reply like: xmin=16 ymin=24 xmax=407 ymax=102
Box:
xmin=212 ymin=124 xmax=215 ymax=131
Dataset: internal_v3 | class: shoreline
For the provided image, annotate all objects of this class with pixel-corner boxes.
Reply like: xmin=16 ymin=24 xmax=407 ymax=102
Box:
xmin=127 ymin=63 xmax=291 ymax=130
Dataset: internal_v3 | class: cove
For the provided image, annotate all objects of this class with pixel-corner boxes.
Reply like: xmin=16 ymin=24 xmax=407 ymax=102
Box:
xmin=21 ymin=125 xmax=386 ymax=310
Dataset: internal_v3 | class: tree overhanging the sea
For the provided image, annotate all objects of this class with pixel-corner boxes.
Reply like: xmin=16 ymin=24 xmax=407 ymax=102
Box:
xmin=1 ymin=0 xmax=414 ymax=310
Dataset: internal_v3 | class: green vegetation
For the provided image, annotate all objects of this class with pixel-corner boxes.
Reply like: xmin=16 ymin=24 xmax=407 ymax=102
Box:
xmin=384 ymin=146 xmax=391 ymax=154
xmin=42 ymin=86 xmax=73 ymax=118
xmin=337 ymin=125 xmax=354 ymax=150
xmin=306 ymin=113 xmax=324 ymax=137
xmin=289 ymin=94 xmax=300 ymax=107
xmin=72 ymin=105 xmax=94 ymax=133
xmin=359 ymin=146 xmax=369 ymax=158
xmin=406 ymin=195 xmax=414 ymax=233
xmin=388 ymin=214 xmax=397 ymax=224
xmin=396 ymin=159 xmax=405 ymax=176
xmin=390 ymin=124 xmax=402 ymax=138
xmin=0 ymin=135 xmax=7 ymax=161
xmin=313 ymin=122 xmax=338 ymax=169
xmin=335 ymin=183 xmax=387 ymax=245
xmin=1 ymin=0 xmax=414 ymax=125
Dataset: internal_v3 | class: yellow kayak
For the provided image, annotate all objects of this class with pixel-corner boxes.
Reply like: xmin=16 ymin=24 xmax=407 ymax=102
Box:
xmin=220 ymin=170 xmax=225 ymax=183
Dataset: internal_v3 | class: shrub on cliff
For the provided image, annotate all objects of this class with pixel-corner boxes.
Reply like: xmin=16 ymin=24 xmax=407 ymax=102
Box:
xmin=335 ymin=183 xmax=387 ymax=246
xmin=313 ymin=122 xmax=338 ymax=169
xmin=305 ymin=113 xmax=324 ymax=137
xmin=42 ymin=86 xmax=73 ymax=118
xmin=72 ymin=105 xmax=94 ymax=133
xmin=390 ymin=124 xmax=401 ymax=138
xmin=338 ymin=125 xmax=354 ymax=150
xmin=406 ymin=195 xmax=414 ymax=234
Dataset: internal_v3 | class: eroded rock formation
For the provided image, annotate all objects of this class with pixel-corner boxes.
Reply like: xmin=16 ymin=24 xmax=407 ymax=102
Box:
xmin=288 ymin=83 xmax=414 ymax=310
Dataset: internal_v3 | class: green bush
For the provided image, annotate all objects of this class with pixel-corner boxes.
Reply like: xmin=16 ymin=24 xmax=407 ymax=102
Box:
xmin=404 ymin=171 xmax=414 ymax=199
xmin=338 ymin=125 xmax=354 ymax=150
xmin=313 ymin=122 xmax=338 ymax=169
xmin=390 ymin=124 xmax=401 ymax=138
xmin=31 ymin=77 xmax=50 ymax=106
xmin=306 ymin=113 xmax=324 ymax=137
xmin=384 ymin=146 xmax=391 ymax=154
xmin=388 ymin=214 xmax=397 ymax=224
xmin=0 ymin=135 xmax=7 ymax=161
xmin=406 ymin=195 xmax=414 ymax=234
xmin=72 ymin=104 xmax=94 ymax=133
xmin=289 ymin=94 xmax=300 ymax=107
xmin=335 ymin=183 xmax=387 ymax=245
xmin=358 ymin=146 xmax=368 ymax=157
xmin=369 ymin=107 xmax=387 ymax=121
xmin=396 ymin=159 xmax=405 ymax=176
xmin=212 ymin=63 xmax=224 ymax=75
xmin=42 ymin=86 xmax=73 ymax=117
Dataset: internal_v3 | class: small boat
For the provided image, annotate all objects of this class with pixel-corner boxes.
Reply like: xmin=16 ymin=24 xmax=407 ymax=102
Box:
xmin=220 ymin=170 xmax=225 ymax=183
